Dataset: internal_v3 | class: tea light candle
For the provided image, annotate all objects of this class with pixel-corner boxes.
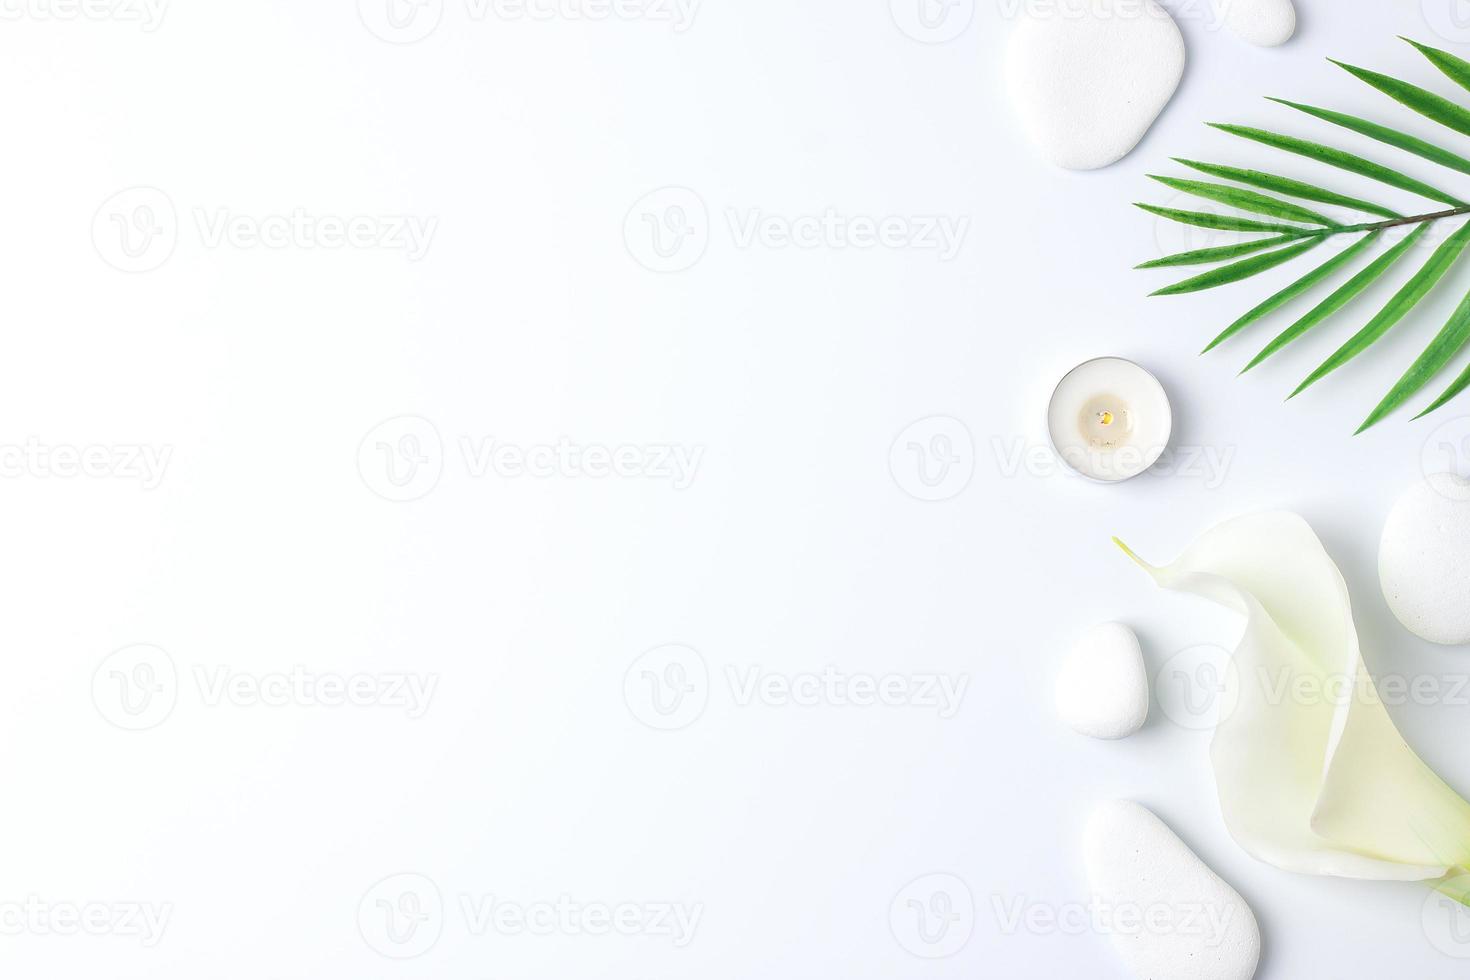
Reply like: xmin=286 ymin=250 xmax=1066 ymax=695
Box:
xmin=1047 ymin=357 xmax=1172 ymax=482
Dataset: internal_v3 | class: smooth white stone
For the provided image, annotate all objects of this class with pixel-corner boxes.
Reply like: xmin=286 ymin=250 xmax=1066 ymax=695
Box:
xmin=1004 ymin=0 xmax=1185 ymax=170
xmin=1055 ymin=623 xmax=1149 ymax=739
xmin=1220 ymin=0 xmax=1296 ymax=47
xmin=1380 ymin=473 xmax=1470 ymax=645
xmin=1085 ymin=800 xmax=1261 ymax=980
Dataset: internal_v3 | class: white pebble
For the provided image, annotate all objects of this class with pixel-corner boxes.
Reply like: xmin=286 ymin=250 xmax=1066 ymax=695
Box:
xmin=1219 ymin=0 xmax=1296 ymax=47
xmin=1055 ymin=623 xmax=1149 ymax=739
xmin=1380 ymin=473 xmax=1470 ymax=645
xmin=1004 ymin=0 xmax=1185 ymax=170
xmin=1085 ymin=800 xmax=1261 ymax=980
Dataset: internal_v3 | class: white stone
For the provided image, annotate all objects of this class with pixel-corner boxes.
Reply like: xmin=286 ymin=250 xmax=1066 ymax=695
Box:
xmin=1380 ymin=473 xmax=1470 ymax=645
xmin=1084 ymin=800 xmax=1261 ymax=980
xmin=1220 ymin=0 xmax=1296 ymax=47
xmin=1055 ymin=622 xmax=1149 ymax=739
xmin=1004 ymin=0 xmax=1185 ymax=170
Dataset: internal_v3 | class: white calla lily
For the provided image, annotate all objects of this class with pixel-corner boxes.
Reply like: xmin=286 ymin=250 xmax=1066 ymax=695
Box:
xmin=1118 ymin=512 xmax=1470 ymax=890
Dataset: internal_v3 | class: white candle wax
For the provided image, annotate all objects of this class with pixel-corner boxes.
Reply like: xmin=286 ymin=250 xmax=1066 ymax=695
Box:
xmin=1047 ymin=357 xmax=1172 ymax=482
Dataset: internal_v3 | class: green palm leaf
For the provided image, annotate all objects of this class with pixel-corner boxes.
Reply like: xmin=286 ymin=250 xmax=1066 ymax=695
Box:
xmin=1148 ymin=175 xmax=1339 ymax=225
xmin=1404 ymin=37 xmax=1470 ymax=95
xmin=1136 ymin=234 xmax=1313 ymax=269
xmin=1293 ymin=220 xmax=1470 ymax=397
xmin=1417 ymin=359 xmax=1470 ymax=418
xmin=1151 ymin=238 xmax=1324 ymax=297
xmin=1138 ymin=41 xmax=1470 ymax=428
xmin=1244 ymin=227 xmax=1429 ymax=373
xmin=1210 ymin=124 xmax=1467 ymax=206
xmin=1266 ymin=98 xmax=1470 ymax=178
xmin=1173 ymin=159 xmax=1399 ymax=218
xmin=1331 ymin=60 xmax=1470 ymax=139
xmin=1359 ymin=286 xmax=1470 ymax=432
xmin=1135 ymin=203 xmax=1315 ymax=235
xmin=1205 ymin=232 xmax=1380 ymax=353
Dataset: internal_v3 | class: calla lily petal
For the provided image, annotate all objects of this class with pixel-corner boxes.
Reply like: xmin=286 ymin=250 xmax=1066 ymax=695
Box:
xmin=1119 ymin=512 xmax=1470 ymax=885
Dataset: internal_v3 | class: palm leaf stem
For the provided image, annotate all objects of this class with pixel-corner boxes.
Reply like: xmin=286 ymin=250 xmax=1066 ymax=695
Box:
xmin=1334 ymin=205 xmax=1470 ymax=234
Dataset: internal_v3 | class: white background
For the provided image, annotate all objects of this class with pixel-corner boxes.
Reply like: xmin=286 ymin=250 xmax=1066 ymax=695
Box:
xmin=6 ymin=0 xmax=1470 ymax=976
